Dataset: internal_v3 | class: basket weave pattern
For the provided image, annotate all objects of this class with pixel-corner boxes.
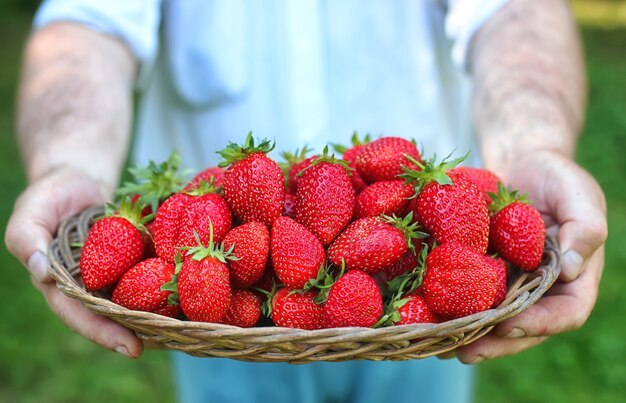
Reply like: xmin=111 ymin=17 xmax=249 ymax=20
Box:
xmin=48 ymin=206 xmax=560 ymax=363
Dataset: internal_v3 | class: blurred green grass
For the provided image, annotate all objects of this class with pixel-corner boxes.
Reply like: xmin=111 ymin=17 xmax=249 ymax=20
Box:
xmin=1 ymin=4 xmax=624 ymax=403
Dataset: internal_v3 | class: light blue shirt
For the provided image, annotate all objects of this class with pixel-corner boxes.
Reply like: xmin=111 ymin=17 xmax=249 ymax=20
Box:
xmin=35 ymin=0 xmax=508 ymax=170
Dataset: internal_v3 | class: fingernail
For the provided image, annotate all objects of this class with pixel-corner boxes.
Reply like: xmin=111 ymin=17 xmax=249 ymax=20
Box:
xmin=468 ymin=355 xmax=485 ymax=364
xmin=562 ymin=250 xmax=584 ymax=280
xmin=27 ymin=251 xmax=49 ymax=282
xmin=115 ymin=346 xmax=133 ymax=358
xmin=505 ymin=327 xmax=526 ymax=338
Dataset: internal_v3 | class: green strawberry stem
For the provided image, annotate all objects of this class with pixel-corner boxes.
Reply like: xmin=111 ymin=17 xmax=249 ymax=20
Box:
xmin=184 ymin=177 xmax=221 ymax=196
xmin=330 ymin=131 xmax=372 ymax=154
xmin=382 ymin=212 xmax=428 ymax=253
xmin=252 ymin=282 xmax=278 ymax=317
xmin=297 ymin=145 xmax=353 ymax=176
xmin=400 ymin=151 xmax=469 ymax=194
xmin=488 ymin=182 xmax=530 ymax=214
xmin=161 ymin=254 xmax=183 ymax=306
xmin=278 ymin=146 xmax=312 ymax=183
xmin=302 ymin=260 xmax=345 ymax=305
xmin=116 ymin=150 xmax=188 ymax=212
xmin=375 ymin=244 xmax=429 ymax=328
xmin=104 ymin=196 xmax=152 ymax=234
xmin=217 ymin=132 xmax=275 ymax=167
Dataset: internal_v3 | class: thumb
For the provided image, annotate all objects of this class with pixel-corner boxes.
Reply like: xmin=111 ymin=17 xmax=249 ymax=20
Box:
xmin=5 ymin=167 xmax=105 ymax=282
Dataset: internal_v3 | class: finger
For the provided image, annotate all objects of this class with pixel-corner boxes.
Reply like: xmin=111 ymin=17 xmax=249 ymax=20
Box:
xmin=550 ymin=166 xmax=607 ymax=281
xmin=5 ymin=168 xmax=104 ymax=282
xmin=34 ymin=279 xmax=143 ymax=358
xmin=456 ymin=335 xmax=547 ymax=364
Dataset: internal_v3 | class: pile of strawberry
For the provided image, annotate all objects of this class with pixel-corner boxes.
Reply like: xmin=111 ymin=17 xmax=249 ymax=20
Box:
xmin=79 ymin=133 xmax=546 ymax=331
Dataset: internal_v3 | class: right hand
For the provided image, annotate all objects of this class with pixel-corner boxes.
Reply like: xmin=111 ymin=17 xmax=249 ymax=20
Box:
xmin=4 ymin=166 xmax=143 ymax=358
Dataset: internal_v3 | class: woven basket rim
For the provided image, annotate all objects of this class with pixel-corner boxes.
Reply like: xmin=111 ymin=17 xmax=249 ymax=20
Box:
xmin=47 ymin=205 xmax=561 ymax=362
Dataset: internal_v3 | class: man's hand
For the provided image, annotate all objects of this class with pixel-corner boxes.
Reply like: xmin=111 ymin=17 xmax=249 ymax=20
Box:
xmin=5 ymin=166 xmax=143 ymax=358
xmin=455 ymin=151 xmax=607 ymax=363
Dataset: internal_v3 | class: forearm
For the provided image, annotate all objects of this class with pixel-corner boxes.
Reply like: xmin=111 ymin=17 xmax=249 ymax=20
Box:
xmin=17 ymin=22 xmax=137 ymax=197
xmin=470 ymin=0 xmax=585 ymax=178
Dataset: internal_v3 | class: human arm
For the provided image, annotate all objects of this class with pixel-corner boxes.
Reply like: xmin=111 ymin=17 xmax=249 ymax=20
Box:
xmin=455 ymin=0 xmax=608 ymax=363
xmin=4 ymin=22 xmax=142 ymax=357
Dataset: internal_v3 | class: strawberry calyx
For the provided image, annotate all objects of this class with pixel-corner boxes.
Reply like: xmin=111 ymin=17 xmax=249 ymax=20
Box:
xmin=297 ymin=146 xmax=353 ymax=176
xmin=400 ymin=152 xmax=468 ymax=195
xmin=488 ymin=182 xmax=530 ymax=214
xmin=116 ymin=150 xmax=188 ymax=213
xmin=374 ymin=244 xmax=429 ymax=328
xmin=331 ymin=131 xmax=372 ymax=154
xmin=217 ymin=132 xmax=275 ymax=167
xmin=184 ymin=177 xmax=221 ymax=196
xmin=253 ymin=282 xmax=278 ymax=317
xmin=184 ymin=223 xmax=238 ymax=264
xmin=104 ymin=196 xmax=152 ymax=234
xmin=161 ymin=253 xmax=183 ymax=306
xmin=302 ymin=260 xmax=345 ymax=304
xmin=381 ymin=212 xmax=428 ymax=253
xmin=278 ymin=146 xmax=313 ymax=183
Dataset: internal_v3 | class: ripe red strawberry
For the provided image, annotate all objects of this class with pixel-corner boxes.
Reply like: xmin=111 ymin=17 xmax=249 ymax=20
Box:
xmin=271 ymin=216 xmax=326 ymax=289
xmin=323 ymin=270 xmax=383 ymax=328
xmin=222 ymin=290 xmax=262 ymax=328
xmin=153 ymin=185 xmax=232 ymax=263
xmin=252 ymin=261 xmax=278 ymax=293
xmin=280 ymin=148 xmax=315 ymax=195
xmin=112 ymin=257 xmax=181 ymax=318
xmin=328 ymin=214 xmax=422 ymax=274
xmin=283 ymin=193 xmax=296 ymax=218
xmin=185 ymin=166 xmax=225 ymax=191
xmin=218 ymin=133 xmax=285 ymax=227
xmin=222 ymin=222 xmax=270 ymax=288
xmin=270 ymin=288 xmax=324 ymax=330
xmin=395 ymin=292 xmax=439 ymax=325
xmin=450 ymin=166 xmax=501 ymax=205
xmin=355 ymin=136 xmax=422 ymax=184
xmin=489 ymin=184 xmax=546 ymax=271
xmin=117 ymin=151 xmax=187 ymax=214
xmin=422 ymin=243 xmax=498 ymax=320
xmin=403 ymin=155 xmax=490 ymax=254
xmin=332 ymin=132 xmax=371 ymax=194
xmin=485 ymin=255 xmax=508 ymax=307
xmin=80 ymin=198 xmax=147 ymax=291
xmin=176 ymin=232 xmax=233 ymax=323
xmin=355 ymin=180 xmax=414 ymax=219
xmin=294 ymin=148 xmax=355 ymax=246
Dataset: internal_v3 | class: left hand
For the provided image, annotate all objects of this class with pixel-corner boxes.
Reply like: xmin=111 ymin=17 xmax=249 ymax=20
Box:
xmin=455 ymin=149 xmax=607 ymax=363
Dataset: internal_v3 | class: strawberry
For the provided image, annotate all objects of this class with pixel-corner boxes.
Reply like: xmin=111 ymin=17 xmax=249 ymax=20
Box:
xmin=283 ymin=193 xmax=296 ymax=218
xmin=489 ymin=184 xmax=546 ymax=271
xmin=402 ymin=154 xmax=490 ymax=254
xmin=222 ymin=289 xmax=262 ymax=328
xmin=222 ymin=222 xmax=270 ymax=288
xmin=185 ymin=166 xmax=225 ymax=191
xmin=450 ymin=166 xmax=501 ymax=205
xmin=271 ymin=216 xmax=326 ymax=289
xmin=394 ymin=291 xmax=439 ymax=325
xmin=269 ymin=288 xmax=324 ymax=330
xmin=485 ymin=255 xmax=509 ymax=307
xmin=280 ymin=148 xmax=315 ymax=195
xmin=252 ymin=261 xmax=278 ymax=293
xmin=143 ymin=221 xmax=157 ymax=258
xmin=117 ymin=150 xmax=187 ymax=214
xmin=80 ymin=198 xmax=147 ymax=291
xmin=112 ymin=257 xmax=181 ymax=318
xmin=355 ymin=136 xmax=422 ymax=184
xmin=378 ymin=249 xmax=419 ymax=283
xmin=218 ymin=133 xmax=285 ymax=227
xmin=153 ymin=183 xmax=232 ymax=263
xmin=323 ymin=270 xmax=383 ymax=328
xmin=422 ymin=243 xmax=498 ymax=320
xmin=332 ymin=132 xmax=371 ymax=194
xmin=355 ymin=180 xmax=414 ymax=219
xmin=176 ymin=230 xmax=234 ymax=323
xmin=294 ymin=147 xmax=355 ymax=246
xmin=328 ymin=214 xmax=423 ymax=274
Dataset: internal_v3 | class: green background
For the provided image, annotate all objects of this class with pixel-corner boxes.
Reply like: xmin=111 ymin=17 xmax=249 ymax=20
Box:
xmin=1 ymin=2 xmax=624 ymax=402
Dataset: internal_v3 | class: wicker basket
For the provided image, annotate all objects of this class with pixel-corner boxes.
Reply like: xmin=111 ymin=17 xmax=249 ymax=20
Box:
xmin=48 ymin=206 xmax=561 ymax=363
